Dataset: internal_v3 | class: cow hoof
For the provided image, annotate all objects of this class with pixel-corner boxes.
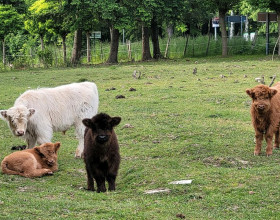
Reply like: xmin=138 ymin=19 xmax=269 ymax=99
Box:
xmin=254 ymin=152 xmax=260 ymax=156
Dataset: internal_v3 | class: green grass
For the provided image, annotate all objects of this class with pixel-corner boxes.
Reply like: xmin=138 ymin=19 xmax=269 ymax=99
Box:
xmin=1 ymin=55 xmax=280 ymax=219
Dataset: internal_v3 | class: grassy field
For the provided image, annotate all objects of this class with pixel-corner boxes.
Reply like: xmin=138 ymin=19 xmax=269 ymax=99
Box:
xmin=1 ymin=55 xmax=280 ymax=219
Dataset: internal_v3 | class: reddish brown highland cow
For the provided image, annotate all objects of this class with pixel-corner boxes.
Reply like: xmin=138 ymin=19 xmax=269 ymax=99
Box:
xmin=246 ymin=83 xmax=280 ymax=156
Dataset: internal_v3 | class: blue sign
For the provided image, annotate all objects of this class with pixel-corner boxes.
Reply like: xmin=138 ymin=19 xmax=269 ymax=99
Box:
xmin=226 ymin=15 xmax=246 ymax=23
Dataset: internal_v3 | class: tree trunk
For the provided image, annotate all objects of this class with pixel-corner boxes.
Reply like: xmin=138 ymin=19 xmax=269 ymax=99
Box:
xmin=107 ymin=27 xmax=119 ymax=64
xmin=71 ymin=29 xmax=83 ymax=65
xmin=219 ymin=9 xmax=228 ymax=57
xmin=86 ymin=32 xmax=91 ymax=63
xmin=62 ymin=35 xmax=67 ymax=65
xmin=40 ymin=34 xmax=44 ymax=50
xmin=151 ymin=17 xmax=161 ymax=59
xmin=142 ymin=25 xmax=152 ymax=61
xmin=2 ymin=39 xmax=5 ymax=65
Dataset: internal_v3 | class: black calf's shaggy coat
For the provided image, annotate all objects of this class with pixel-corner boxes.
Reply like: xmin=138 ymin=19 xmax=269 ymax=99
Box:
xmin=82 ymin=113 xmax=121 ymax=192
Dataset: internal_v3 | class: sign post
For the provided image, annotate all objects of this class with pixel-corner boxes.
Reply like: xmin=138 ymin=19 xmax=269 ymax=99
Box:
xmin=257 ymin=12 xmax=277 ymax=55
xmin=226 ymin=15 xmax=247 ymax=37
xmin=212 ymin=17 xmax=219 ymax=40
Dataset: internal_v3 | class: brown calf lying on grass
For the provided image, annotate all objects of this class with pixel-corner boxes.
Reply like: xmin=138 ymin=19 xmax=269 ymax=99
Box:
xmin=246 ymin=83 xmax=280 ymax=156
xmin=82 ymin=113 xmax=121 ymax=192
xmin=1 ymin=142 xmax=60 ymax=177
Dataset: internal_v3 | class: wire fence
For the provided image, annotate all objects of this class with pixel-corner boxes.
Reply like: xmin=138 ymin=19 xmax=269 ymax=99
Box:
xmin=0 ymin=34 xmax=278 ymax=69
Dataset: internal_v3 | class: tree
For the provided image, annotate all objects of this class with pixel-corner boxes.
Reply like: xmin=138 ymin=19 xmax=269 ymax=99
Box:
xmin=62 ymin=0 xmax=99 ymax=65
xmin=0 ymin=0 xmax=26 ymax=13
xmin=44 ymin=0 xmax=73 ymax=65
xmin=0 ymin=4 xmax=23 ymax=65
xmin=25 ymin=0 xmax=54 ymax=50
xmin=129 ymin=0 xmax=153 ymax=61
xmin=157 ymin=0 xmax=185 ymax=58
xmin=124 ymin=0 xmax=184 ymax=61
xmin=209 ymin=0 xmax=241 ymax=56
xmin=95 ymin=0 xmax=128 ymax=64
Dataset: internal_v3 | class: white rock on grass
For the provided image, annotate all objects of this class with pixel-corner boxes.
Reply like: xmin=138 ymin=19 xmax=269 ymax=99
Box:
xmin=169 ymin=180 xmax=193 ymax=185
xmin=144 ymin=189 xmax=171 ymax=194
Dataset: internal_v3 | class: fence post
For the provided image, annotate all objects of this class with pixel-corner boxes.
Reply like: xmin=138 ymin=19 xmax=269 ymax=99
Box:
xmin=127 ymin=40 xmax=132 ymax=60
xmin=251 ymin=30 xmax=258 ymax=49
xmin=183 ymin=34 xmax=189 ymax=57
xmin=206 ymin=34 xmax=211 ymax=56
xmin=192 ymin=36 xmax=195 ymax=57
xmin=100 ymin=41 xmax=104 ymax=62
xmin=164 ymin=37 xmax=170 ymax=58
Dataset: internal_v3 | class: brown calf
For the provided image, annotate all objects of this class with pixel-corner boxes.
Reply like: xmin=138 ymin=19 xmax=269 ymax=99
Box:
xmin=82 ymin=113 xmax=121 ymax=192
xmin=246 ymin=83 xmax=280 ymax=156
xmin=1 ymin=142 xmax=60 ymax=177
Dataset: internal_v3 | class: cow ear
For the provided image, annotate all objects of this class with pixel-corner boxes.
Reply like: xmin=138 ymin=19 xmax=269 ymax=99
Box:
xmin=111 ymin=117 xmax=121 ymax=127
xmin=246 ymin=89 xmax=254 ymax=98
xmin=0 ymin=110 xmax=8 ymax=120
xmin=269 ymin=89 xmax=277 ymax=98
xmin=54 ymin=142 xmax=60 ymax=152
xmin=82 ymin=118 xmax=94 ymax=128
xmin=28 ymin=108 xmax=35 ymax=117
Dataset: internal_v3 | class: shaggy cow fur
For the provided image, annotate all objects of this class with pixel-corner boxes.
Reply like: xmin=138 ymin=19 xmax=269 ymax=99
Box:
xmin=1 ymin=142 xmax=60 ymax=178
xmin=246 ymin=82 xmax=280 ymax=156
xmin=0 ymin=82 xmax=99 ymax=158
xmin=82 ymin=113 xmax=121 ymax=192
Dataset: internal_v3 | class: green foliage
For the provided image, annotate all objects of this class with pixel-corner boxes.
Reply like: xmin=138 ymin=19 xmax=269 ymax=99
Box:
xmin=37 ymin=47 xmax=53 ymax=67
xmin=95 ymin=0 xmax=128 ymax=30
xmin=0 ymin=4 xmax=23 ymax=40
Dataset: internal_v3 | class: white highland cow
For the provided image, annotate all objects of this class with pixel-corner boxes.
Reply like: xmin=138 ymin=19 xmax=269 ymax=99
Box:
xmin=0 ymin=82 xmax=99 ymax=158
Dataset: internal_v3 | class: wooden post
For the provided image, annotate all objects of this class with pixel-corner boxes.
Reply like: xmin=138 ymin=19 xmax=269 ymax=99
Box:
xmin=164 ymin=37 xmax=170 ymax=58
xmin=127 ymin=40 xmax=132 ymax=60
xmin=86 ymin=32 xmax=91 ymax=63
xmin=206 ymin=19 xmax=211 ymax=56
xmin=2 ymin=39 xmax=5 ymax=66
xmin=192 ymin=36 xmax=195 ymax=57
xmin=251 ymin=30 xmax=258 ymax=49
xmin=183 ymin=34 xmax=189 ymax=57
xmin=266 ymin=13 xmax=270 ymax=55
xmin=100 ymin=41 xmax=103 ymax=62
xmin=206 ymin=34 xmax=211 ymax=56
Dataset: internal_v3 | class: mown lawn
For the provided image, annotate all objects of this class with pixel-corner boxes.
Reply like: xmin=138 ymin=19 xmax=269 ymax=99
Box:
xmin=1 ymin=55 xmax=280 ymax=219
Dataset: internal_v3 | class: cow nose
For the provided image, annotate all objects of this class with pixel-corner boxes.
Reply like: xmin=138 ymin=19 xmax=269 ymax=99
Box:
xmin=97 ymin=135 xmax=108 ymax=143
xmin=17 ymin=131 xmax=24 ymax=136
xmin=48 ymin=160 xmax=54 ymax=165
xmin=257 ymin=104 xmax=265 ymax=110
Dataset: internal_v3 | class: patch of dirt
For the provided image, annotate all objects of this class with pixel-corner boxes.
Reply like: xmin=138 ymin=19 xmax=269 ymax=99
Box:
xmin=116 ymin=95 xmax=125 ymax=99
xmin=202 ymin=157 xmax=251 ymax=168
xmin=176 ymin=213 xmax=186 ymax=219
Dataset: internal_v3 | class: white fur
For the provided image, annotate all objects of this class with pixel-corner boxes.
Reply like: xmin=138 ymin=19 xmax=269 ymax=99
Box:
xmin=0 ymin=82 xmax=99 ymax=157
